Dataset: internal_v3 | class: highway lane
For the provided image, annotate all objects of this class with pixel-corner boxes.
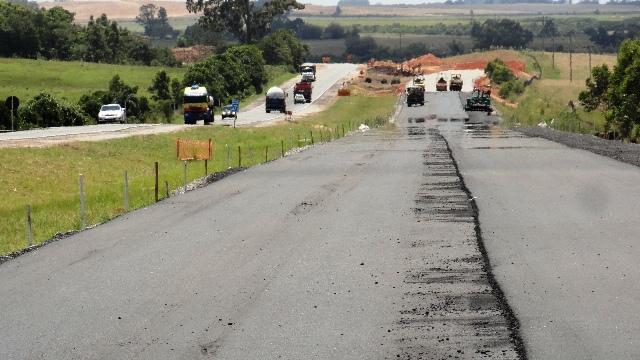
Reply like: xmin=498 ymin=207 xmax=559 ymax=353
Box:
xmin=434 ymin=95 xmax=640 ymax=359
xmin=0 ymin=93 xmax=519 ymax=359
xmin=218 ymin=63 xmax=357 ymax=126
xmin=0 ymin=64 xmax=356 ymax=145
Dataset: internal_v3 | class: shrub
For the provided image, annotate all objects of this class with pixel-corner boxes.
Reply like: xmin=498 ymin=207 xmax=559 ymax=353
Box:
xmin=381 ymin=78 xmax=388 ymax=84
xmin=365 ymin=77 xmax=372 ymax=83
xmin=19 ymin=92 xmax=88 ymax=129
xmin=485 ymin=59 xmax=515 ymax=84
xmin=498 ymin=79 xmax=525 ymax=99
xmin=391 ymin=78 xmax=400 ymax=85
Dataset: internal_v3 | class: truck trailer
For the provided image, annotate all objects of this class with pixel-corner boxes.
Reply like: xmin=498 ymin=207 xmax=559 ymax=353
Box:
xmin=265 ymin=87 xmax=287 ymax=113
xmin=294 ymin=81 xmax=313 ymax=103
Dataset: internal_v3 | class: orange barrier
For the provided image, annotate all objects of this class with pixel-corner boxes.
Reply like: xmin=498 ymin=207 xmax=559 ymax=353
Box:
xmin=177 ymin=138 xmax=213 ymax=161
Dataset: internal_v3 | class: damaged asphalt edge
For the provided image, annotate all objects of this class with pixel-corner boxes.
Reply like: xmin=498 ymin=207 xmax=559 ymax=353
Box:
xmin=438 ymin=129 xmax=529 ymax=360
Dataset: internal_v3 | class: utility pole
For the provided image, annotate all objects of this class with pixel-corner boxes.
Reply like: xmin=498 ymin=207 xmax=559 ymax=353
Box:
xmin=541 ymin=16 xmax=545 ymax=51
xmin=569 ymin=34 xmax=573 ymax=83
xmin=552 ymin=34 xmax=556 ymax=69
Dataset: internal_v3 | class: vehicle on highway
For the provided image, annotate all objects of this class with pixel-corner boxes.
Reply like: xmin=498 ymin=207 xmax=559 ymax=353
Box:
xmin=301 ymin=63 xmax=316 ymax=82
xmin=464 ymin=88 xmax=493 ymax=114
xmin=413 ymin=76 xmax=426 ymax=89
xmin=183 ymin=84 xmax=214 ymax=125
xmin=301 ymin=71 xmax=316 ymax=82
xmin=406 ymin=85 xmax=425 ymax=107
xmin=265 ymin=87 xmax=287 ymax=113
xmin=294 ymin=93 xmax=306 ymax=104
xmin=221 ymin=105 xmax=237 ymax=119
xmin=449 ymin=74 xmax=463 ymax=91
xmin=98 ymin=104 xmax=126 ymax=123
xmin=294 ymin=81 xmax=313 ymax=103
xmin=436 ymin=76 xmax=448 ymax=91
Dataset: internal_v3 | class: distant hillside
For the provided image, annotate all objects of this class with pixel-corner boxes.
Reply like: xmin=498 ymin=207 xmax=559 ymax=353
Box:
xmin=337 ymin=0 xmax=370 ymax=5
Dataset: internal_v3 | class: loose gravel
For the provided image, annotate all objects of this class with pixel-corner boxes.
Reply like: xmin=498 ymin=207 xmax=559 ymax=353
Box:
xmin=518 ymin=127 xmax=640 ymax=168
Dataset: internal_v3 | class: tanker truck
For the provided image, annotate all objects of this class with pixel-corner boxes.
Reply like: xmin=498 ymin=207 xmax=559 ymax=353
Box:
xmin=406 ymin=85 xmax=425 ymax=107
xmin=265 ymin=87 xmax=287 ymax=113
xmin=183 ymin=84 xmax=214 ymax=124
xmin=449 ymin=74 xmax=463 ymax=91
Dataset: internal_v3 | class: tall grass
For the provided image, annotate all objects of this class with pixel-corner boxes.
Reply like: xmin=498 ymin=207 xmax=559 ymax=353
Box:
xmin=0 ymin=95 xmax=396 ymax=255
xmin=499 ymin=51 xmax=616 ymax=133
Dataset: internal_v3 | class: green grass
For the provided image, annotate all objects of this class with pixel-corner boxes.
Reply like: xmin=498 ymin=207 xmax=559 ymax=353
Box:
xmin=0 ymin=58 xmax=187 ymax=104
xmin=498 ymin=51 xmax=616 ymax=133
xmin=0 ymin=94 xmax=396 ymax=255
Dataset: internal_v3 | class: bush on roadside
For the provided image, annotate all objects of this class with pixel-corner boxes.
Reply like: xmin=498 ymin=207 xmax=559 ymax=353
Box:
xmin=485 ymin=59 xmax=515 ymax=84
xmin=391 ymin=78 xmax=400 ymax=85
xmin=381 ymin=78 xmax=388 ymax=84
xmin=365 ymin=77 xmax=372 ymax=83
xmin=18 ymin=92 xmax=88 ymax=129
xmin=499 ymin=79 xmax=525 ymax=99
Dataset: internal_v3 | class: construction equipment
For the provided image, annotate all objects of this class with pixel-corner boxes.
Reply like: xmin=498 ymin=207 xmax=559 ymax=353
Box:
xmin=449 ymin=74 xmax=463 ymax=91
xmin=406 ymin=85 xmax=425 ymax=107
xmin=464 ymin=88 xmax=492 ymax=114
xmin=436 ymin=76 xmax=448 ymax=91
xmin=183 ymin=84 xmax=214 ymax=124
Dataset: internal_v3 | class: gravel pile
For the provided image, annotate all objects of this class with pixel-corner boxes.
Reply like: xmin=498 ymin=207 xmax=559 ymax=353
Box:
xmin=519 ymin=127 xmax=640 ymax=168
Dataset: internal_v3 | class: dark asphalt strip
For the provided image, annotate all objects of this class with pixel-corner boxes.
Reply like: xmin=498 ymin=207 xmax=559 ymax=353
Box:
xmin=438 ymin=128 xmax=529 ymax=360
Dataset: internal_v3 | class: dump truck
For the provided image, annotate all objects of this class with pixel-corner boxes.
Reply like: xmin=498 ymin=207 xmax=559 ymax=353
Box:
xmin=294 ymin=81 xmax=312 ymax=103
xmin=449 ymin=74 xmax=463 ymax=91
xmin=413 ymin=76 xmax=425 ymax=89
xmin=464 ymin=88 xmax=492 ymax=114
xmin=183 ymin=84 xmax=214 ymax=124
xmin=436 ymin=77 xmax=448 ymax=91
xmin=406 ymin=85 xmax=425 ymax=107
xmin=265 ymin=86 xmax=287 ymax=113
xmin=301 ymin=63 xmax=317 ymax=82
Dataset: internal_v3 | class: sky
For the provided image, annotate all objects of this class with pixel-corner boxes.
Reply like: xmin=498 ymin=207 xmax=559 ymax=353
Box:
xmin=303 ymin=0 xmax=449 ymax=4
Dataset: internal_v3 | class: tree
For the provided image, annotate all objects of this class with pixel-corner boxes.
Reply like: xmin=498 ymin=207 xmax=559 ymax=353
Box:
xmin=259 ymin=29 xmax=308 ymax=68
xmin=136 ymin=4 xmax=176 ymax=39
xmin=334 ymin=5 xmax=342 ymax=16
xmin=345 ymin=35 xmax=377 ymax=59
xmin=185 ymin=0 xmax=305 ymax=44
xmin=579 ymin=40 xmax=640 ymax=138
xmin=225 ymin=45 xmax=268 ymax=93
xmin=470 ymin=19 xmax=533 ymax=49
xmin=485 ymin=59 xmax=515 ymax=84
xmin=578 ymin=64 xmax=611 ymax=111
xmin=149 ymin=71 xmax=172 ymax=100
xmin=323 ymin=23 xmax=346 ymax=39
xmin=538 ymin=18 xmax=557 ymax=38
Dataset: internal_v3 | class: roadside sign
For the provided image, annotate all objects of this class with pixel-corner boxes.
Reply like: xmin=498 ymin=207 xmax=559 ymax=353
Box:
xmin=5 ymin=96 xmax=19 ymax=111
xmin=5 ymin=96 xmax=19 ymax=132
xmin=176 ymin=138 xmax=212 ymax=161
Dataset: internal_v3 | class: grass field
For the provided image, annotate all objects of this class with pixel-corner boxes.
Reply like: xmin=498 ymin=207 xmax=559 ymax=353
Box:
xmin=498 ymin=51 xmax=617 ymax=132
xmin=0 ymin=59 xmax=187 ymax=104
xmin=0 ymin=94 xmax=396 ymax=255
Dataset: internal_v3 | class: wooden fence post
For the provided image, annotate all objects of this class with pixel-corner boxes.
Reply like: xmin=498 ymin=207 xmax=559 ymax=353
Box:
xmin=281 ymin=140 xmax=285 ymax=157
xmin=26 ymin=205 xmax=33 ymax=247
xmin=154 ymin=162 xmax=159 ymax=202
xmin=123 ymin=171 xmax=129 ymax=212
xmin=238 ymin=146 xmax=242 ymax=168
xmin=79 ymin=174 xmax=86 ymax=229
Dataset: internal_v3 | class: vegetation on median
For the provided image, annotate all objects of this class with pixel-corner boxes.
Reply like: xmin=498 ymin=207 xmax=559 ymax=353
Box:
xmin=0 ymin=94 xmax=396 ymax=256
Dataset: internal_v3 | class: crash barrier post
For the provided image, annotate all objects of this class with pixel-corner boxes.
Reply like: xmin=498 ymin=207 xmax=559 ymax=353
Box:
xmin=26 ymin=205 xmax=33 ymax=247
xmin=79 ymin=174 xmax=86 ymax=229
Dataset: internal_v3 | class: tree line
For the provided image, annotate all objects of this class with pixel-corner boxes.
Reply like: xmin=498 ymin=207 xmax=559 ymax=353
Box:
xmin=0 ymin=2 xmax=178 ymax=66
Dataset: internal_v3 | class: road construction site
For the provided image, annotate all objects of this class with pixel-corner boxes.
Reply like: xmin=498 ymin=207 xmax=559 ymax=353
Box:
xmin=3 ymin=70 xmax=640 ymax=359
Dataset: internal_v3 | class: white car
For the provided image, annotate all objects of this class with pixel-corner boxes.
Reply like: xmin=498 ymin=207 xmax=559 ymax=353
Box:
xmin=301 ymin=71 xmax=315 ymax=82
xmin=98 ymin=104 xmax=126 ymax=123
xmin=294 ymin=94 xmax=306 ymax=104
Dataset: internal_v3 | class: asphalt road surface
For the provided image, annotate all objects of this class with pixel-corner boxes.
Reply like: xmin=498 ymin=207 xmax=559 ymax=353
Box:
xmin=0 ymin=91 xmax=520 ymax=359
xmin=219 ymin=63 xmax=357 ymax=126
xmin=438 ymin=109 xmax=640 ymax=359
xmin=3 ymin=91 xmax=639 ymax=359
